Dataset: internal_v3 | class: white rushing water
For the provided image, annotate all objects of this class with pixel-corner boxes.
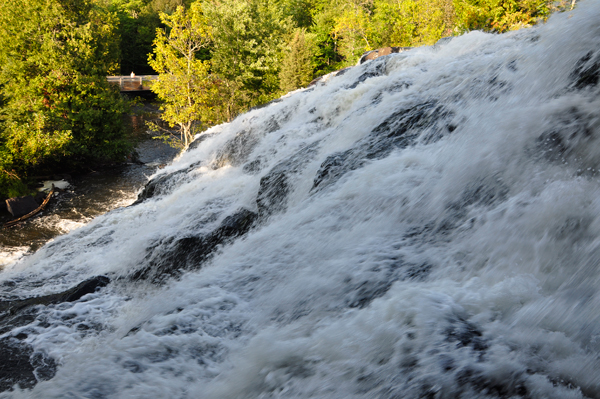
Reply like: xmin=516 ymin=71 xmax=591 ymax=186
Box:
xmin=1 ymin=3 xmax=600 ymax=398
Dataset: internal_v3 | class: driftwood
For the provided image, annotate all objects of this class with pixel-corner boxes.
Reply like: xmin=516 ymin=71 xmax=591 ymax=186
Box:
xmin=3 ymin=189 xmax=54 ymax=228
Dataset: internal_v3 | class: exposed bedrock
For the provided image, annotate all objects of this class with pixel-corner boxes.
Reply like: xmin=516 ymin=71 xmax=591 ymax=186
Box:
xmin=312 ymin=101 xmax=453 ymax=193
xmin=0 ymin=276 xmax=110 ymax=334
xmin=255 ymin=142 xmax=320 ymax=219
xmin=571 ymin=50 xmax=600 ymax=90
xmin=132 ymin=208 xmax=257 ymax=282
xmin=0 ymin=276 xmax=109 ymax=392
xmin=0 ymin=337 xmax=56 ymax=393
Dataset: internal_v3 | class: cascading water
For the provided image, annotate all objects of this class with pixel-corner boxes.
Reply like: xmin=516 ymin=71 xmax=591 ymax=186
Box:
xmin=2 ymin=3 xmax=600 ymax=398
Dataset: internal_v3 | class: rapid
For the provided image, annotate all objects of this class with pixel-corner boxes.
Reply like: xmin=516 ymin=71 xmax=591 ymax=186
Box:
xmin=1 ymin=3 xmax=600 ymax=398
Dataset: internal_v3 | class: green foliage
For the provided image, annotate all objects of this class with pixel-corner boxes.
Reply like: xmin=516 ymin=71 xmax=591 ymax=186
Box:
xmin=203 ymin=0 xmax=293 ymax=118
xmin=328 ymin=0 xmax=454 ymax=66
xmin=453 ymin=0 xmax=550 ymax=32
xmin=105 ymin=0 xmax=195 ymax=75
xmin=280 ymin=29 xmax=316 ymax=92
xmin=144 ymin=0 xmax=560 ymax=141
xmin=276 ymin=0 xmax=316 ymax=27
xmin=148 ymin=3 xmax=215 ymax=147
xmin=0 ymin=0 xmax=131 ymax=199
xmin=0 ymin=150 xmax=28 ymax=198
xmin=310 ymin=6 xmax=344 ymax=75
xmin=0 ymin=172 xmax=29 ymax=199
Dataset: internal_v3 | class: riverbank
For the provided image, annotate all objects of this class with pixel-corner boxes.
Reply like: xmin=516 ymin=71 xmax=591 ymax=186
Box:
xmin=0 ymin=128 xmax=179 ymax=269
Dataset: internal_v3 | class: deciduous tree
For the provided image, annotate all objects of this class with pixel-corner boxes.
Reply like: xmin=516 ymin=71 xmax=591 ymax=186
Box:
xmin=453 ymin=0 xmax=550 ymax=32
xmin=0 ymin=0 xmax=130 ymax=198
xmin=148 ymin=3 xmax=213 ymax=147
xmin=203 ymin=0 xmax=292 ymax=118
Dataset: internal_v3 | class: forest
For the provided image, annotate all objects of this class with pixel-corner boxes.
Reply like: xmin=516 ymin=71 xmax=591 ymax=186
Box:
xmin=0 ymin=0 xmax=572 ymax=199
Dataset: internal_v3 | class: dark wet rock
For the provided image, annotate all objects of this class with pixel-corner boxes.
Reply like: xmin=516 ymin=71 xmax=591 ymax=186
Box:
xmin=444 ymin=179 xmax=510 ymax=228
xmin=370 ymin=316 xmax=527 ymax=399
xmin=444 ymin=317 xmax=488 ymax=352
xmin=0 ymin=338 xmax=35 ymax=392
xmin=347 ymin=279 xmax=396 ymax=309
xmin=134 ymin=172 xmax=175 ymax=203
xmin=359 ymin=46 xmax=412 ymax=64
xmin=6 ymin=196 xmax=39 ymax=218
xmin=454 ymin=367 xmax=529 ymax=398
xmin=213 ymin=116 xmax=284 ymax=169
xmin=384 ymin=80 xmax=412 ymax=95
xmin=0 ymin=277 xmax=108 ymax=392
xmin=257 ymin=169 xmax=288 ymax=218
xmin=312 ymin=151 xmax=353 ymax=193
xmin=256 ymin=142 xmax=319 ymax=219
xmin=214 ymin=130 xmax=262 ymax=169
xmin=349 ymin=55 xmax=391 ymax=89
xmin=537 ymin=106 xmax=594 ymax=165
xmin=133 ymin=208 xmax=258 ymax=282
xmin=571 ymin=51 xmax=600 ymax=90
xmin=484 ymin=75 xmax=511 ymax=101
xmin=312 ymin=101 xmax=451 ymax=192
xmin=438 ymin=354 xmax=455 ymax=372
xmin=122 ymin=360 xmax=146 ymax=374
xmin=242 ymin=158 xmax=264 ymax=174
xmin=0 ymin=337 xmax=56 ymax=392
xmin=538 ymin=130 xmax=568 ymax=161
xmin=33 ymin=192 xmax=47 ymax=206
xmin=133 ymin=167 xmax=191 ymax=204
xmin=401 ymin=178 xmax=508 ymax=248
xmin=450 ymin=65 xmax=512 ymax=103
xmin=459 ymin=180 xmax=509 ymax=208
xmin=335 ymin=67 xmax=352 ymax=77
xmin=345 ymin=259 xmax=432 ymax=309
xmin=29 ymin=349 xmax=56 ymax=382
xmin=0 ymin=276 xmax=110 ymax=323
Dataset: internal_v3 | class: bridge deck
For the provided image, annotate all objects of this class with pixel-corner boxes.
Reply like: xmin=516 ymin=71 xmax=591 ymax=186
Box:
xmin=107 ymin=75 xmax=157 ymax=92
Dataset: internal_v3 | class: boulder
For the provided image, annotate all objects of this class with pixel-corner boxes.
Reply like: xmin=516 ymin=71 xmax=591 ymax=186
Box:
xmin=6 ymin=196 xmax=39 ymax=218
xmin=33 ymin=191 xmax=47 ymax=205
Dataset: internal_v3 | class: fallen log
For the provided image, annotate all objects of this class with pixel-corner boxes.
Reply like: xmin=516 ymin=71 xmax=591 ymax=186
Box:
xmin=3 ymin=189 xmax=55 ymax=228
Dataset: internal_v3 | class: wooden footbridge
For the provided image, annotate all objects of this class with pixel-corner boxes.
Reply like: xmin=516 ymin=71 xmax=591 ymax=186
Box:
xmin=107 ymin=75 xmax=158 ymax=92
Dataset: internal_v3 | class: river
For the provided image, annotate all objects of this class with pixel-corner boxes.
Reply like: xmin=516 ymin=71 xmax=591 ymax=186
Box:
xmin=0 ymin=124 xmax=179 ymax=268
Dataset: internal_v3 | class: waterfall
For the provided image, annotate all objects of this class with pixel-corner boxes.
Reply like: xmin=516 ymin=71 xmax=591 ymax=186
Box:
xmin=1 ymin=3 xmax=600 ymax=398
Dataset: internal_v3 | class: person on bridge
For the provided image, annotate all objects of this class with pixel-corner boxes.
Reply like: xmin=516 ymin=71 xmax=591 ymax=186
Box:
xmin=130 ymin=72 xmax=135 ymax=78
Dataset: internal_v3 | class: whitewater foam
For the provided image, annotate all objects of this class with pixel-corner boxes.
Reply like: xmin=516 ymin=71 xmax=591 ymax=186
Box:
xmin=2 ymin=3 xmax=600 ymax=398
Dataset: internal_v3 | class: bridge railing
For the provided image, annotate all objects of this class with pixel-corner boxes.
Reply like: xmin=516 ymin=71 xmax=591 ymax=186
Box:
xmin=107 ymin=75 xmax=158 ymax=92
